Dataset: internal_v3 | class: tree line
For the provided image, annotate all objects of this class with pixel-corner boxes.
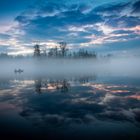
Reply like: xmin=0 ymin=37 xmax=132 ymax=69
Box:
xmin=34 ymin=42 xmax=97 ymax=58
xmin=0 ymin=42 xmax=97 ymax=59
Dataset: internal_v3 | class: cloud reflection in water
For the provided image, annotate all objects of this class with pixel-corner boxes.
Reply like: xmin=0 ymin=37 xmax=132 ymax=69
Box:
xmin=0 ymin=76 xmax=140 ymax=139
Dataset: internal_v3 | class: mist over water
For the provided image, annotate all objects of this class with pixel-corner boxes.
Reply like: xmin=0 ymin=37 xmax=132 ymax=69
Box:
xmin=0 ymin=57 xmax=140 ymax=79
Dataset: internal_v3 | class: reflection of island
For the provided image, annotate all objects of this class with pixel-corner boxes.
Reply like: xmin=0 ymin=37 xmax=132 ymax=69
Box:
xmin=34 ymin=75 xmax=96 ymax=94
xmin=35 ymin=79 xmax=42 ymax=94
xmin=60 ymin=80 xmax=70 ymax=93
xmin=34 ymin=79 xmax=70 ymax=94
xmin=75 ymin=75 xmax=96 ymax=84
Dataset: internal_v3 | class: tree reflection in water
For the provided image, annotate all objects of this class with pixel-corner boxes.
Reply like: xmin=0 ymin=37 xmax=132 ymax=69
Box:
xmin=34 ymin=79 xmax=70 ymax=94
xmin=35 ymin=79 xmax=42 ymax=94
xmin=34 ymin=75 xmax=96 ymax=94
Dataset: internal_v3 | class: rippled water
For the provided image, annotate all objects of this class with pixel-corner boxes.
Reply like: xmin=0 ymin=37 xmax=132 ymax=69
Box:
xmin=0 ymin=58 xmax=140 ymax=140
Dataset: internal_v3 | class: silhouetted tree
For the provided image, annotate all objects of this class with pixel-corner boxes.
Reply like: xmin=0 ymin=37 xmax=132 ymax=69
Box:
xmin=42 ymin=48 xmax=47 ymax=57
xmin=76 ymin=49 xmax=96 ymax=58
xmin=59 ymin=42 xmax=68 ymax=57
xmin=48 ymin=48 xmax=58 ymax=57
xmin=34 ymin=44 xmax=41 ymax=57
xmin=60 ymin=80 xmax=69 ymax=93
xmin=54 ymin=46 xmax=58 ymax=57
xmin=0 ymin=53 xmax=9 ymax=58
xmin=35 ymin=80 xmax=42 ymax=94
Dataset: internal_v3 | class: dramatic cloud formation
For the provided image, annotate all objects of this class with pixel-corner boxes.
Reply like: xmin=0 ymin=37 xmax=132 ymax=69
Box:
xmin=0 ymin=0 xmax=140 ymax=55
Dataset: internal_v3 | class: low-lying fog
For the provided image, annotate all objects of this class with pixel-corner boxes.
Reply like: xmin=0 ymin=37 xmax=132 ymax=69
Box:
xmin=0 ymin=57 xmax=140 ymax=79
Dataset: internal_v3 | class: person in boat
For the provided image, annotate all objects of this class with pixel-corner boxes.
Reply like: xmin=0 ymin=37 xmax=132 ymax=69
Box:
xmin=14 ymin=69 xmax=24 ymax=73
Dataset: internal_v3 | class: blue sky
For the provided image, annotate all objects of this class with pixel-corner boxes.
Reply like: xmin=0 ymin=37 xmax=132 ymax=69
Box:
xmin=0 ymin=0 xmax=140 ymax=55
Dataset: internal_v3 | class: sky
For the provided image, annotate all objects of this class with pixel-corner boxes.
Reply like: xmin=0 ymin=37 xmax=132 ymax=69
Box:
xmin=0 ymin=0 xmax=140 ymax=56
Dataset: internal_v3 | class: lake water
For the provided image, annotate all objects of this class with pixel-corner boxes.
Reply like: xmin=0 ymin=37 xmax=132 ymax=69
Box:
xmin=0 ymin=58 xmax=140 ymax=140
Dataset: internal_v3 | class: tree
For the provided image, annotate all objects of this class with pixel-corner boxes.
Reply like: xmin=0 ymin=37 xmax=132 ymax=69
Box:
xmin=54 ymin=46 xmax=58 ymax=57
xmin=42 ymin=48 xmax=47 ymax=57
xmin=59 ymin=42 xmax=68 ymax=57
xmin=34 ymin=44 xmax=41 ymax=57
xmin=0 ymin=53 xmax=9 ymax=58
xmin=48 ymin=48 xmax=54 ymax=57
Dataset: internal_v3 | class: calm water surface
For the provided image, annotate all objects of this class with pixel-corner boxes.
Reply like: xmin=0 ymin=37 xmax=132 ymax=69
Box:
xmin=0 ymin=59 xmax=140 ymax=139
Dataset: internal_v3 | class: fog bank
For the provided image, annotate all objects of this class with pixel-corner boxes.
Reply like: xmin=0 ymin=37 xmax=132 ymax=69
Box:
xmin=0 ymin=57 xmax=140 ymax=79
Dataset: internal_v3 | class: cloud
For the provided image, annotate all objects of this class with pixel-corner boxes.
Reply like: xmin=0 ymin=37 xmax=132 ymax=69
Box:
xmin=132 ymin=0 xmax=140 ymax=13
xmin=0 ymin=36 xmax=33 ymax=55
xmin=0 ymin=33 xmax=10 ymax=40
xmin=80 ymin=23 xmax=140 ymax=47
xmin=14 ymin=1 xmax=103 ymax=46
xmin=106 ymin=16 xmax=140 ymax=28
xmin=14 ymin=0 xmax=139 ymax=43
xmin=0 ymin=0 xmax=140 ymax=55
xmin=93 ymin=2 xmax=129 ymax=16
